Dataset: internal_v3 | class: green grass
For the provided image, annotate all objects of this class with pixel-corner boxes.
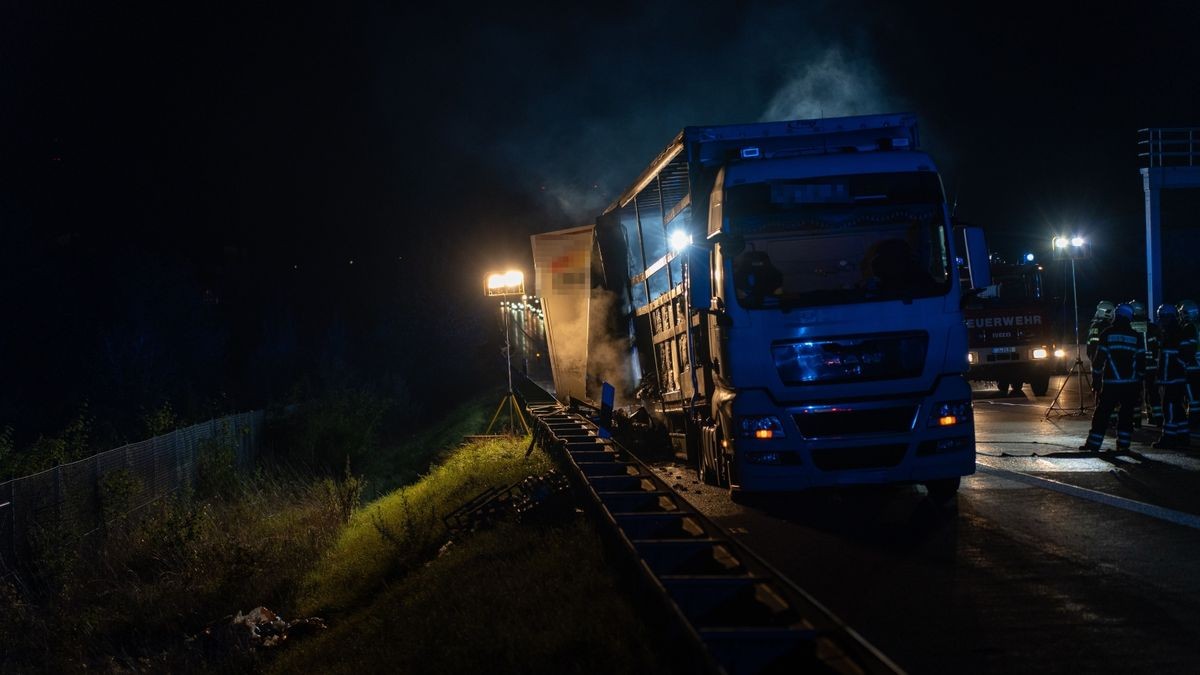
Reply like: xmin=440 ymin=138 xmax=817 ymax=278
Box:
xmin=295 ymin=434 xmax=551 ymax=616
xmin=358 ymin=390 xmax=506 ymax=497
xmin=272 ymin=519 xmax=678 ymax=675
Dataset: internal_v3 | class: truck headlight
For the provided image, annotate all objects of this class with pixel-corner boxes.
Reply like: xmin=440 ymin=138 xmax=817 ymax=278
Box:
xmin=738 ymin=415 xmax=787 ymax=439
xmin=967 ymin=351 xmax=978 ymax=365
xmin=1031 ymin=348 xmax=1049 ymax=359
xmin=1054 ymin=348 xmax=1066 ymax=358
xmin=928 ymin=400 xmax=972 ymax=427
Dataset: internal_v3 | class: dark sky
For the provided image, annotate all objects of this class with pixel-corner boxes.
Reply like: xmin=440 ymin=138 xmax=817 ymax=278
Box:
xmin=2 ymin=0 xmax=1199 ymax=432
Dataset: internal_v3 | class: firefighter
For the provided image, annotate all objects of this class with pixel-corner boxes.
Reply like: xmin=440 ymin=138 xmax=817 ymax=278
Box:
xmin=1080 ymin=303 xmax=1145 ymax=453
xmin=1179 ymin=299 xmax=1200 ymax=442
xmin=1086 ymin=300 xmax=1115 ymax=363
xmin=1129 ymin=300 xmax=1161 ymax=427
xmin=1153 ymin=303 xmax=1196 ymax=449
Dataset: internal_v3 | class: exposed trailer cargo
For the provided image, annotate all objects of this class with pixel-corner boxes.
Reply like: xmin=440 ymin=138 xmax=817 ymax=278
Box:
xmin=533 ymin=113 xmax=984 ymax=501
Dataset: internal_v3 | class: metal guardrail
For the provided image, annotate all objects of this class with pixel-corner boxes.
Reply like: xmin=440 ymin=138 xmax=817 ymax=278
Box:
xmin=1138 ymin=127 xmax=1200 ymax=167
xmin=518 ymin=380 xmax=903 ymax=675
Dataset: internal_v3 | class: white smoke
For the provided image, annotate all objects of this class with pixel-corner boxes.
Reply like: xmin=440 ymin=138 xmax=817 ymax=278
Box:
xmin=586 ymin=289 xmax=635 ymax=406
xmin=761 ymin=46 xmax=891 ymax=121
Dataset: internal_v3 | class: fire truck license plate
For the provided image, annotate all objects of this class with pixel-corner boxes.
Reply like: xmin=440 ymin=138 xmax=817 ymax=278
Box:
xmin=993 ymin=346 xmax=1016 ymax=353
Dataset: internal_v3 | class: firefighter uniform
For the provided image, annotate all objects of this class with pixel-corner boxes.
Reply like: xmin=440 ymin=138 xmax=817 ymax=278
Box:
xmin=1154 ymin=304 xmax=1196 ymax=449
xmin=1130 ymin=300 xmax=1162 ymax=427
xmin=1080 ymin=304 xmax=1145 ymax=452
xmin=1179 ymin=300 xmax=1200 ymax=442
xmin=1086 ymin=301 xmax=1115 ymax=363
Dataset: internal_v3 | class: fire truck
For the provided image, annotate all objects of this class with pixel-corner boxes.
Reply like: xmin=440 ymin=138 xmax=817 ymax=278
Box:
xmin=532 ymin=113 xmax=986 ymax=501
xmin=962 ymin=259 xmax=1065 ymax=396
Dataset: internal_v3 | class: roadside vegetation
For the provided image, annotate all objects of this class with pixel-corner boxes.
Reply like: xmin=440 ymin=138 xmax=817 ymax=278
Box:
xmin=0 ymin=390 xmax=677 ymax=673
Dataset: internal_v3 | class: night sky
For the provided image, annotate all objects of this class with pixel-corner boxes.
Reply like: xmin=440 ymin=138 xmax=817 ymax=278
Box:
xmin=3 ymin=1 xmax=1199 ymax=440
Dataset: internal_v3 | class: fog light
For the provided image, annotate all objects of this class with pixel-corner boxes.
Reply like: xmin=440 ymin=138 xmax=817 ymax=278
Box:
xmin=1054 ymin=348 xmax=1066 ymax=358
xmin=1032 ymin=348 xmax=1048 ymax=359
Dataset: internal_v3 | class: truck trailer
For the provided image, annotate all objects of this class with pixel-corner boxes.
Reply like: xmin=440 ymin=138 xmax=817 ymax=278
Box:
xmin=532 ymin=113 xmax=984 ymax=501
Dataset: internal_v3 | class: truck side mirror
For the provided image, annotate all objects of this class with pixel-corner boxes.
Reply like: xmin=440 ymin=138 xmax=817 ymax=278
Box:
xmin=956 ymin=226 xmax=991 ymax=290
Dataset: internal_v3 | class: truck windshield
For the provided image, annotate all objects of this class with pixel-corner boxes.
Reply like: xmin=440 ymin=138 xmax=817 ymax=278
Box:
xmin=724 ymin=171 xmax=951 ymax=309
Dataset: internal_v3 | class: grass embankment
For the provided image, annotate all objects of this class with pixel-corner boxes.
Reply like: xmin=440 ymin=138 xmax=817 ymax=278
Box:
xmin=0 ymin=464 xmax=346 ymax=672
xmin=1 ymin=395 xmax=679 ymax=673
xmin=277 ymin=435 xmax=678 ymax=674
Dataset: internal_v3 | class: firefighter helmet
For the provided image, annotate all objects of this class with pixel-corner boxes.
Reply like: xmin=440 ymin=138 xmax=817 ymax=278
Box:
xmin=1158 ymin=303 xmax=1179 ymax=325
xmin=1093 ymin=300 xmax=1115 ymax=322
xmin=1114 ymin=303 xmax=1134 ymax=322
xmin=1178 ymin=299 xmax=1199 ymax=324
xmin=1128 ymin=300 xmax=1147 ymax=321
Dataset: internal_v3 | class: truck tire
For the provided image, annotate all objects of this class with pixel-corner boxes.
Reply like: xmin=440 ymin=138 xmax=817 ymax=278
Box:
xmin=698 ymin=426 xmax=720 ymax=486
xmin=996 ymin=380 xmax=1010 ymax=396
xmin=1030 ymin=376 xmax=1050 ymax=396
xmin=925 ymin=477 xmax=961 ymax=506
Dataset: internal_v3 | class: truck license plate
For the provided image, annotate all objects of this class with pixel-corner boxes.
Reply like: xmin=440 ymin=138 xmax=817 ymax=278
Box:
xmin=993 ymin=346 xmax=1016 ymax=353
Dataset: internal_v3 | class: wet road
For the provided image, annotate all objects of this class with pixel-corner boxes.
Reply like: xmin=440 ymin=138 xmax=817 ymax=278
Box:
xmin=653 ymin=376 xmax=1200 ymax=674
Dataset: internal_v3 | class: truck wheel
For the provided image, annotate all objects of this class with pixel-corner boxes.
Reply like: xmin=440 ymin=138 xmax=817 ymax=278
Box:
xmin=698 ymin=426 xmax=719 ymax=486
xmin=925 ymin=477 xmax=961 ymax=506
xmin=1030 ymin=376 xmax=1050 ymax=396
xmin=996 ymin=380 xmax=1010 ymax=396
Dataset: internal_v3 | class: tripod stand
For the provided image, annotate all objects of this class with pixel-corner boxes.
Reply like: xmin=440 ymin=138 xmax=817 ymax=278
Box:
xmin=1046 ymin=257 xmax=1094 ymax=418
xmin=1045 ymin=355 xmax=1093 ymax=417
xmin=485 ymin=300 xmax=530 ymax=435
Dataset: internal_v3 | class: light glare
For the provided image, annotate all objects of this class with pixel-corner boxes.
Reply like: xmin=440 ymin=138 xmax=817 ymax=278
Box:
xmin=669 ymin=230 xmax=692 ymax=252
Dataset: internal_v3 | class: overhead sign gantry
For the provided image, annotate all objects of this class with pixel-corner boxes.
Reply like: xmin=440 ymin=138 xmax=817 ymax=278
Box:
xmin=1139 ymin=128 xmax=1200 ymax=311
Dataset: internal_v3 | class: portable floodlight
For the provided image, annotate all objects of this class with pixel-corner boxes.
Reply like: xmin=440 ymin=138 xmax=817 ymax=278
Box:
xmin=486 ymin=270 xmax=525 ymax=297
xmin=483 ymin=268 xmax=530 ymax=435
xmin=1046 ymin=233 xmax=1094 ymax=417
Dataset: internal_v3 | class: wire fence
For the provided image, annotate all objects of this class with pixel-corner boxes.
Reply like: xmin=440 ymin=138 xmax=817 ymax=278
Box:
xmin=0 ymin=410 xmax=264 ymax=580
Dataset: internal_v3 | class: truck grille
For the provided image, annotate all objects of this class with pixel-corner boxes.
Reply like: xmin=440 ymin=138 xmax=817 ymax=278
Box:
xmin=793 ymin=406 xmax=918 ymax=438
xmin=811 ymin=444 xmax=908 ymax=471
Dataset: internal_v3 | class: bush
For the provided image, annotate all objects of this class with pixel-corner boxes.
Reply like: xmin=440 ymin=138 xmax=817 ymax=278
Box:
xmin=196 ymin=437 xmax=239 ymax=499
xmin=141 ymin=400 xmax=179 ymax=438
xmin=268 ymin=390 xmax=393 ymax=474
xmin=319 ymin=456 xmax=367 ymax=524
xmin=98 ymin=467 xmax=142 ymax=535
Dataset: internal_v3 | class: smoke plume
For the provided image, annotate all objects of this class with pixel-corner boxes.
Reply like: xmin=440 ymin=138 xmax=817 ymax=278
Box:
xmin=761 ymin=46 xmax=891 ymax=121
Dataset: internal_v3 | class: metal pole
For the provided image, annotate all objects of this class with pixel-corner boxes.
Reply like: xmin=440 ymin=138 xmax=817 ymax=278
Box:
xmin=1072 ymin=258 xmax=1084 ymax=408
xmin=504 ymin=302 xmax=514 ymax=431
xmin=504 ymin=301 xmax=513 ymax=395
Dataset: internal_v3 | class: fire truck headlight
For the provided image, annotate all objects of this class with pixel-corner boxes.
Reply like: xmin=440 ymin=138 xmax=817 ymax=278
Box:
xmin=1054 ymin=348 xmax=1066 ymax=358
xmin=967 ymin=351 xmax=978 ymax=365
xmin=738 ymin=416 xmax=786 ymax=439
xmin=1031 ymin=348 xmax=1049 ymax=359
xmin=929 ymin=400 xmax=972 ymax=427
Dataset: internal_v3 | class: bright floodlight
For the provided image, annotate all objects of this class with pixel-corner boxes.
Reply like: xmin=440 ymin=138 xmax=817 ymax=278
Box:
xmin=1053 ymin=236 xmax=1069 ymax=249
xmin=668 ymin=230 xmax=692 ymax=252
xmin=1071 ymin=236 xmax=1085 ymax=247
xmin=486 ymin=269 xmax=525 ymax=297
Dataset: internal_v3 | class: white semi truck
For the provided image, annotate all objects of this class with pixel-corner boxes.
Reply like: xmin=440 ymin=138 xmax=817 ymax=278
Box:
xmin=533 ymin=113 xmax=984 ymax=501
